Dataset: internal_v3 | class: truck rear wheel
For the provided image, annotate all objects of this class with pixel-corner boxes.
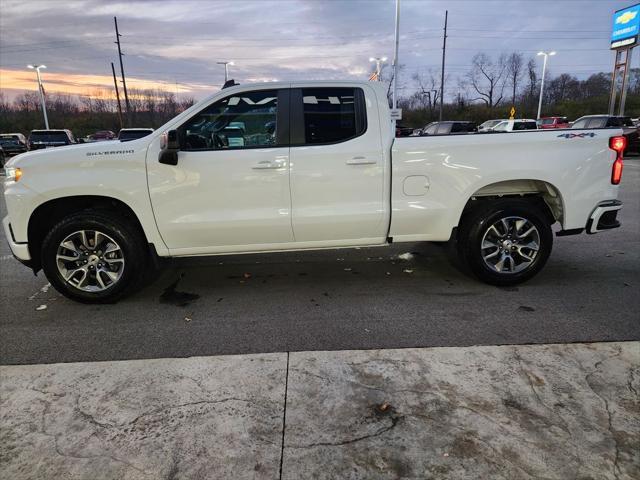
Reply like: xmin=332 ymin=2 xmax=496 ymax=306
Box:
xmin=458 ymin=199 xmax=553 ymax=286
xmin=41 ymin=210 xmax=148 ymax=303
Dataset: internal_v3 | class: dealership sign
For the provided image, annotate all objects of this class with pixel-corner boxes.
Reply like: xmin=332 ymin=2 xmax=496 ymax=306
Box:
xmin=611 ymin=3 xmax=640 ymax=49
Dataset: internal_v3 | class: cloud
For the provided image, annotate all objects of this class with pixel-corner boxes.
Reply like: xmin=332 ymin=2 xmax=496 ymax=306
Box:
xmin=0 ymin=0 xmax=628 ymax=102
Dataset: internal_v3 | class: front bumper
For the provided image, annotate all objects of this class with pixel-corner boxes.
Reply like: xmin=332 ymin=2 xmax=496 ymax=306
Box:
xmin=2 ymin=216 xmax=31 ymax=264
xmin=586 ymin=200 xmax=622 ymax=234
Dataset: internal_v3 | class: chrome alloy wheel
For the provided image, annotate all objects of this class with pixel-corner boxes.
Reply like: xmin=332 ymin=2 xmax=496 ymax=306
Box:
xmin=480 ymin=216 xmax=540 ymax=274
xmin=55 ymin=230 xmax=125 ymax=292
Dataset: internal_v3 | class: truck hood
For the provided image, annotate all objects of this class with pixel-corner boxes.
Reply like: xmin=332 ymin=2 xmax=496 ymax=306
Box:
xmin=5 ymin=139 xmax=147 ymax=169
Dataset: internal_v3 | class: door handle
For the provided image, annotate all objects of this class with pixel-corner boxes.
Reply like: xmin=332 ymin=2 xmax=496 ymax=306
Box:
xmin=346 ymin=156 xmax=377 ymax=165
xmin=252 ymin=160 xmax=286 ymax=170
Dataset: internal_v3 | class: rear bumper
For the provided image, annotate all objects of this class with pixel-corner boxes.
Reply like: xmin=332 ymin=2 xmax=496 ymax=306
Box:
xmin=586 ymin=200 xmax=622 ymax=234
xmin=2 ymin=216 xmax=32 ymax=264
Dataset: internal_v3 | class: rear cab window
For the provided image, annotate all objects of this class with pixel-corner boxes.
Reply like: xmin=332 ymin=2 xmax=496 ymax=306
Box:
xmin=291 ymin=87 xmax=367 ymax=145
xmin=512 ymin=121 xmax=536 ymax=131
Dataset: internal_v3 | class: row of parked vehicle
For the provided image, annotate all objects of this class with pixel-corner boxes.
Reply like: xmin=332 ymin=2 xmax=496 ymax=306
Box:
xmin=0 ymin=128 xmax=154 ymax=166
xmin=396 ymin=114 xmax=640 ymax=155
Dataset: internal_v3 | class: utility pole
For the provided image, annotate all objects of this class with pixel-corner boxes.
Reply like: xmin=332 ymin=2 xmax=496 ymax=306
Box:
xmin=114 ymin=17 xmax=130 ymax=124
xmin=111 ymin=62 xmax=124 ymax=129
xmin=439 ymin=10 xmax=448 ymax=121
xmin=392 ymin=0 xmax=400 ymax=130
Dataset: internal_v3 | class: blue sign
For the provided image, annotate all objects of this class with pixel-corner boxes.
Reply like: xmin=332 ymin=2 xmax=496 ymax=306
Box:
xmin=611 ymin=4 xmax=640 ymax=49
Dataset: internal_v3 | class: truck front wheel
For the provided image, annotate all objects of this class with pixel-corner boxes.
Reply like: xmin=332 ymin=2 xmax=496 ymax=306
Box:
xmin=41 ymin=210 xmax=148 ymax=303
xmin=458 ymin=199 xmax=553 ymax=286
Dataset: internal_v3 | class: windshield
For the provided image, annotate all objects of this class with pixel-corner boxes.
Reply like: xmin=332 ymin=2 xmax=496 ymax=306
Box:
xmin=30 ymin=132 xmax=69 ymax=143
xmin=541 ymin=118 xmax=555 ymax=125
xmin=118 ymin=130 xmax=152 ymax=141
xmin=481 ymin=120 xmax=501 ymax=129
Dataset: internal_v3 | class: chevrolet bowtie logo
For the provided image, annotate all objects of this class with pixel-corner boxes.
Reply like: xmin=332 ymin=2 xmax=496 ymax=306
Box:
xmin=616 ymin=10 xmax=638 ymax=25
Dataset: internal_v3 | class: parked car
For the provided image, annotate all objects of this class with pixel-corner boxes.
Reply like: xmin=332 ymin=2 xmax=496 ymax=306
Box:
xmin=28 ymin=129 xmax=76 ymax=150
xmin=490 ymin=119 xmax=538 ymax=132
xmin=0 ymin=133 xmax=29 ymax=156
xmin=0 ymin=145 xmax=5 ymax=168
xmin=478 ymin=119 xmax=505 ymax=132
xmin=539 ymin=117 xmax=570 ymax=129
xmin=118 ymin=128 xmax=154 ymax=141
xmin=421 ymin=121 xmax=477 ymax=135
xmin=89 ymin=130 xmax=116 ymax=141
xmin=572 ymin=115 xmax=639 ymax=155
xmin=3 ymin=81 xmax=625 ymax=302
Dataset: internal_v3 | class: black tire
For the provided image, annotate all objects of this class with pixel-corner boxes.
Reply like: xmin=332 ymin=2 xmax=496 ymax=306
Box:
xmin=458 ymin=198 xmax=553 ymax=286
xmin=41 ymin=210 xmax=148 ymax=303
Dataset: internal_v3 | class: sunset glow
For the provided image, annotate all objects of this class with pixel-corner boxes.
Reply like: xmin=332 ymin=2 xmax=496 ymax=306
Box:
xmin=0 ymin=68 xmax=209 ymax=99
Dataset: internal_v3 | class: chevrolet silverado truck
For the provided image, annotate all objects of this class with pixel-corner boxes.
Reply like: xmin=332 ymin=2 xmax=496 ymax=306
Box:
xmin=3 ymin=81 xmax=626 ymax=303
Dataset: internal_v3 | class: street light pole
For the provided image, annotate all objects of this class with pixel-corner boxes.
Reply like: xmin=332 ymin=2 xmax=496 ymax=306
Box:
xmin=392 ymin=0 xmax=400 ymax=130
xmin=28 ymin=64 xmax=49 ymax=129
xmin=536 ymin=51 xmax=556 ymax=120
xmin=217 ymin=61 xmax=234 ymax=83
xmin=369 ymin=56 xmax=387 ymax=80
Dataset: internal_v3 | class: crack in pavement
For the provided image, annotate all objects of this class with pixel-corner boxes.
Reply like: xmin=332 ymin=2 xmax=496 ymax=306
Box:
xmin=583 ymin=348 xmax=624 ymax=480
xmin=288 ymin=415 xmax=403 ymax=449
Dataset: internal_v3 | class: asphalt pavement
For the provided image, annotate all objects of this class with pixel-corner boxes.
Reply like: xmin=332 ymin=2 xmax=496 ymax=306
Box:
xmin=1 ymin=160 xmax=639 ymax=365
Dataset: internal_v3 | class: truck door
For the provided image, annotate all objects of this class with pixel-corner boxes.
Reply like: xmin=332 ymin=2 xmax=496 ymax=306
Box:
xmin=288 ymin=85 xmax=387 ymax=244
xmin=146 ymin=88 xmax=294 ymax=253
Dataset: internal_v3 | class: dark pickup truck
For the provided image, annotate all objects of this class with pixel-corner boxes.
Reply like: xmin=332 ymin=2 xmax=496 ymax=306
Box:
xmin=28 ymin=129 xmax=76 ymax=150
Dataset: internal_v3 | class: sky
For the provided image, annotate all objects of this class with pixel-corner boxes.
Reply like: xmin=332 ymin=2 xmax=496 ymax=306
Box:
xmin=0 ymin=0 xmax=636 ymax=103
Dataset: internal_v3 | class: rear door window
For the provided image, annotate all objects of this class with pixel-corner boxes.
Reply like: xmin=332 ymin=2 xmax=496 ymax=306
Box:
xmin=436 ymin=123 xmax=451 ymax=135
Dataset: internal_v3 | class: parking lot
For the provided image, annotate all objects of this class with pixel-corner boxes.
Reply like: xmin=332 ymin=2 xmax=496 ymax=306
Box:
xmin=1 ymin=160 xmax=639 ymax=366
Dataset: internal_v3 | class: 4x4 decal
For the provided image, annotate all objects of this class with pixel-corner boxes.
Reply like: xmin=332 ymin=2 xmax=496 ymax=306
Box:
xmin=557 ymin=132 xmax=596 ymax=138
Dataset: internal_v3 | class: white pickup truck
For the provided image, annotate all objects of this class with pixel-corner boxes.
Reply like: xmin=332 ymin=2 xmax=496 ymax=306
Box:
xmin=3 ymin=81 xmax=626 ymax=303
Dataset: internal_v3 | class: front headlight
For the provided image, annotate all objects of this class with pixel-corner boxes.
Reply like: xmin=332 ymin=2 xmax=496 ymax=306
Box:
xmin=4 ymin=167 xmax=22 ymax=181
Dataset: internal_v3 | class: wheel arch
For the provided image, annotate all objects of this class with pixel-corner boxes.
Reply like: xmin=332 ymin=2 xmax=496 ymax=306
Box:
xmin=459 ymin=179 xmax=565 ymax=227
xmin=28 ymin=195 xmax=150 ymax=272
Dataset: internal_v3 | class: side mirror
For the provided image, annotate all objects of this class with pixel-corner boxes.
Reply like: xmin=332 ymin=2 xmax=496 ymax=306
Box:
xmin=159 ymin=130 xmax=179 ymax=165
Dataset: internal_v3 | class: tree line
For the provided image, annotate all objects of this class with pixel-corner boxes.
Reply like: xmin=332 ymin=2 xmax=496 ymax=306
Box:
xmin=397 ymin=52 xmax=640 ymax=128
xmin=1 ymin=51 xmax=639 ymax=136
xmin=0 ymin=89 xmax=196 ymax=137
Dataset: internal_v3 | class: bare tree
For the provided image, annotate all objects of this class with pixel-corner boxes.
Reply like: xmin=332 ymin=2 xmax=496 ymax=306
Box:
xmin=526 ymin=58 xmax=538 ymax=100
xmin=412 ymin=70 xmax=442 ymax=114
xmin=545 ymin=73 xmax=579 ymax=104
xmin=466 ymin=53 xmax=508 ymax=109
xmin=506 ymin=52 xmax=524 ymax=107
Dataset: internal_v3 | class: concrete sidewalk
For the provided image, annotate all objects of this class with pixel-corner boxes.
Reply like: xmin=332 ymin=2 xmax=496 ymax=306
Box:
xmin=1 ymin=342 xmax=638 ymax=479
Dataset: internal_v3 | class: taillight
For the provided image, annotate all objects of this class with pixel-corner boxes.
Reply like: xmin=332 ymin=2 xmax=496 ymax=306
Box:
xmin=609 ymin=136 xmax=626 ymax=185
xmin=610 ymin=136 xmax=626 ymax=153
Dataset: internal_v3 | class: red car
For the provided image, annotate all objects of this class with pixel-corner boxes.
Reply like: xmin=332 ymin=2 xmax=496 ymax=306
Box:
xmin=539 ymin=116 xmax=570 ymax=129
